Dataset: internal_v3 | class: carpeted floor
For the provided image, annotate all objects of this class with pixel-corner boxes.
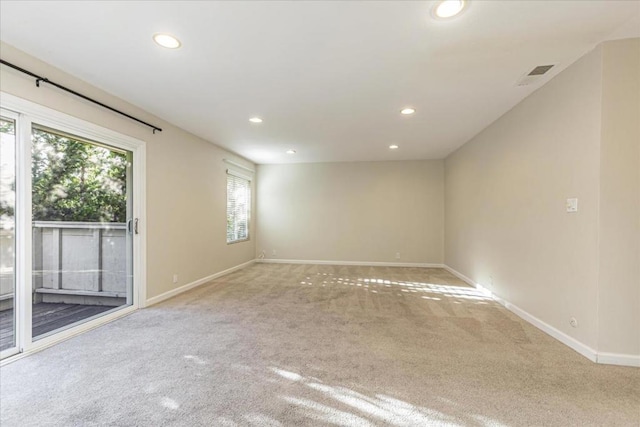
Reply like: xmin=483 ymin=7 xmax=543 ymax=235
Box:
xmin=1 ymin=263 xmax=638 ymax=426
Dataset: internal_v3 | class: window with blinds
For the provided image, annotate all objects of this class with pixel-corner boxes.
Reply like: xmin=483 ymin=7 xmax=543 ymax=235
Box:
xmin=226 ymin=170 xmax=251 ymax=243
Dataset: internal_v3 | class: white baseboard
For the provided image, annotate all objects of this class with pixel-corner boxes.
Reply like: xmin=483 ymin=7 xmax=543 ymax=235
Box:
xmin=596 ymin=352 xmax=640 ymax=367
xmin=442 ymin=265 xmax=475 ymax=287
xmin=503 ymin=299 xmax=597 ymax=363
xmin=443 ymin=264 xmax=615 ymax=365
xmin=257 ymin=258 xmax=445 ymax=268
xmin=145 ymin=259 xmax=255 ymax=307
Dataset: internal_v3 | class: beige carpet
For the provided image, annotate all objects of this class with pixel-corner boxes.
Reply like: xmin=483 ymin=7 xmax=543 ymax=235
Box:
xmin=1 ymin=263 xmax=638 ymax=426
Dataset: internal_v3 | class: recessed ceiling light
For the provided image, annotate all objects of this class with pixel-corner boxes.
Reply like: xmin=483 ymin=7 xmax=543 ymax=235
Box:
xmin=432 ymin=0 xmax=467 ymax=19
xmin=400 ymin=108 xmax=416 ymax=115
xmin=249 ymin=117 xmax=263 ymax=123
xmin=286 ymin=149 xmax=296 ymax=154
xmin=153 ymin=33 xmax=181 ymax=49
xmin=389 ymin=144 xmax=399 ymax=150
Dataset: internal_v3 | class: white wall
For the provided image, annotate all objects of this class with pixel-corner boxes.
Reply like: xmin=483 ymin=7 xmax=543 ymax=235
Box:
xmin=0 ymin=42 xmax=256 ymax=300
xmin=597 ymin=38 xmax=640 ymax=357
xmin=257 ymin=160 xmax=444 ymax=264
xmin=445 ymin=39 xmax=640 ymax=362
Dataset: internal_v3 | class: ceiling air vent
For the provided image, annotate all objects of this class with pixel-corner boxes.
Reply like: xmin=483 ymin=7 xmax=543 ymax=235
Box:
xmin=517 ymin=64 xmax=556 ymax=86
xmin=528 ymin=65 xmax=554 ymax=76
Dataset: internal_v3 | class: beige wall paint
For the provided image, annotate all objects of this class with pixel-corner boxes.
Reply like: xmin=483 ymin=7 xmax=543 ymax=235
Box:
xmin=445 ymin=47 xmax=604 ymax=350
xmin=257 ymin=160 xmax=444 ymax=264
xmin=598 ymin=39 xmax=640 ymax=356
xmin=445 ymin=39 xmax=640 ymax=359
xmin=0 ymin=42 xmax=256 ymax=300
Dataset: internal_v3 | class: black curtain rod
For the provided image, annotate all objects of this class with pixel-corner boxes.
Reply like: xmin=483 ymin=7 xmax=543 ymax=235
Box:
xmin=0 ymin=59 xmax=162 ymax=134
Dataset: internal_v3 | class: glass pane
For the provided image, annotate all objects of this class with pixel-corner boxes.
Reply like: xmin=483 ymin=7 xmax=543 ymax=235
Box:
xmin=0 ymin=117 xmax=16 ymax=353
xmin=31 ymin=125 xmax=133 ymax=340
xmin=226 ymin=174 xmax=250 ymax=243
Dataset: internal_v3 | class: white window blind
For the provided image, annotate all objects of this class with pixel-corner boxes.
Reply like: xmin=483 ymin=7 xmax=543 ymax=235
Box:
xmin=226 ymin=170 xmax=251 ymax=243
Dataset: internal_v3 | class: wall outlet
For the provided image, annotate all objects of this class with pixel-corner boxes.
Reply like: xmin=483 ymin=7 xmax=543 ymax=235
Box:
xmin=272 ymin=249 xmax=277 ymax=256
xmin=566 ymin=198 xmax=578 ymax=213
xmin=570 ymin=317 xmax=578 ymax=328
xmin=395 ymin=252 xmax=401 ymax=259
xmin=173 ymin=274 xmax=178 ymax=284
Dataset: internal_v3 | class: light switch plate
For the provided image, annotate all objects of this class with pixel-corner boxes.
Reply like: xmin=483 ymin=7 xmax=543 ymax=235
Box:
xmin=566 ymin=198 xmax=578 ymax=213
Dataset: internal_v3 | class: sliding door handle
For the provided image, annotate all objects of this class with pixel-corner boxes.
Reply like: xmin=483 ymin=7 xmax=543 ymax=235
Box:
xmin=134 ymin=218 xmax=139 ymax=235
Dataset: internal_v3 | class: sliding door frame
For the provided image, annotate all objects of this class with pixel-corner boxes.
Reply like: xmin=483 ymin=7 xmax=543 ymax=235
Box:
xmin=0 ymin=109 xmax=21 ymax=359
xmin=0 ymin=92 xmax=147 ymax=365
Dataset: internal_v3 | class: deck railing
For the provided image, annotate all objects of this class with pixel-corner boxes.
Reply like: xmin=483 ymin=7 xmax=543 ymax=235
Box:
xmin=0 ymin=228 xmax=14 ymax=310
xmin=0 ymin=222 xmax=128 ymax=309
xmin=32 ymin=221 xmax=128 ymax=306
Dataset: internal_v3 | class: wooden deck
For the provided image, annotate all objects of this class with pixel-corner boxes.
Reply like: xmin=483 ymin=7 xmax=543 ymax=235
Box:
xmin=0 ymin=303 xmax=114 ymax=352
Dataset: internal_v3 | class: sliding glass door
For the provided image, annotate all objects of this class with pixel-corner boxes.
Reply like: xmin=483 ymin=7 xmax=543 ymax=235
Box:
xmin=0 ymin=114 xmax=17 ymax=357
xmin=0 ymin=97 xmax=143 ymax=361
xmin=30 ymin=125 xmax=134 ymax=341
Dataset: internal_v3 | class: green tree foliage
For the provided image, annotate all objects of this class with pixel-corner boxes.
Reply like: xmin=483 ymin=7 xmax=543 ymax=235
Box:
xmin=0 ymin=118 xmax=16 ymax=222
xmin=31 ymin=127 xmax=127 ymax=222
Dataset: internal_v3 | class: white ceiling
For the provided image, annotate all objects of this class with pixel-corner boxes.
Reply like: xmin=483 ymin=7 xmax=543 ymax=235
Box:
xmin=1 ymin=1 xmax=639 ymax=164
